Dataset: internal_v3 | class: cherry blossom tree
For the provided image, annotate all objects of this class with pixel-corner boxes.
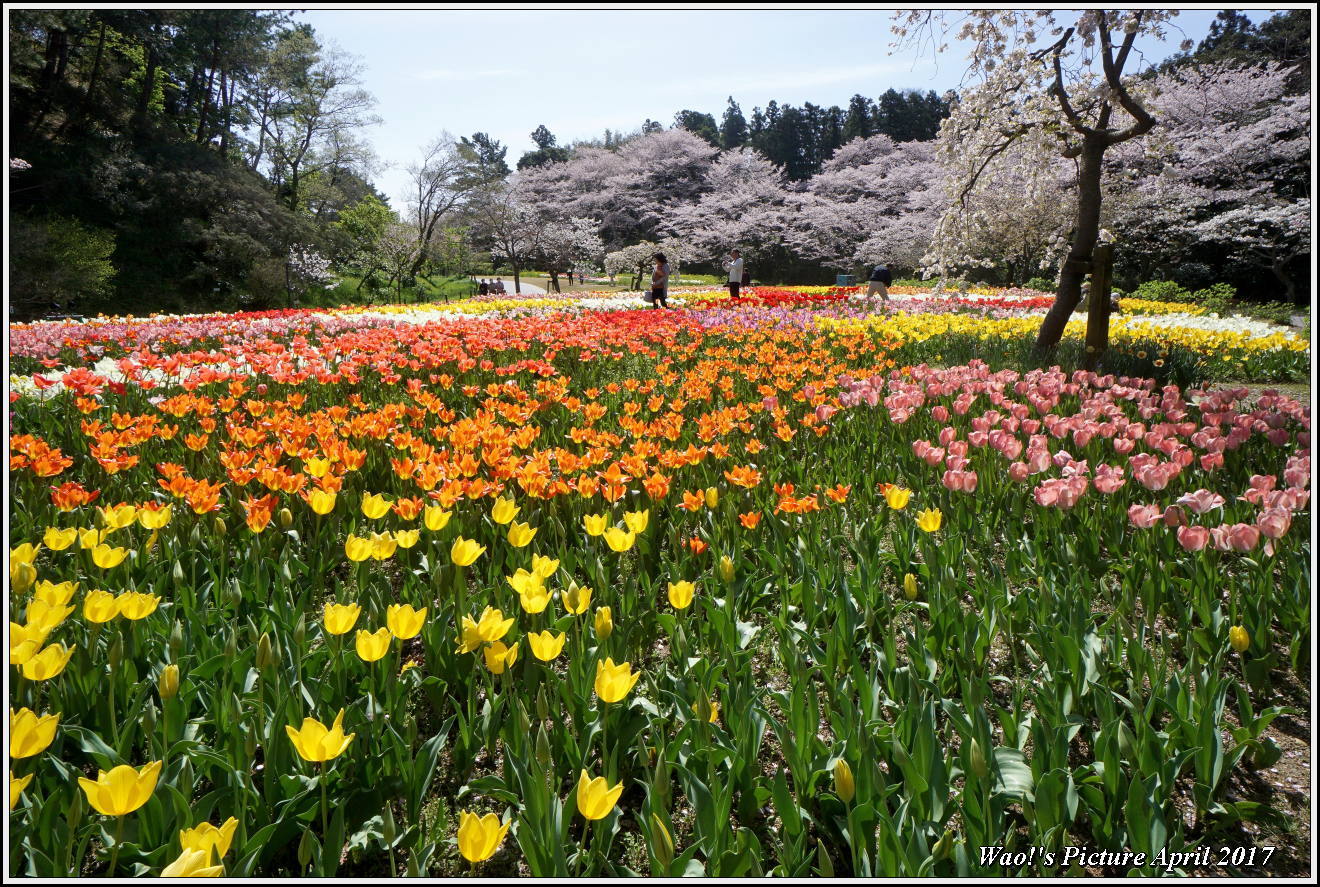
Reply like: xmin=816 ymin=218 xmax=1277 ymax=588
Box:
xmin=893 ymin=10 xmax=1186 ymax=350
xmin=534 ymin=216 xmax=605 ymax=292
xmin=662 ymin=148 xmax=794 ymax=269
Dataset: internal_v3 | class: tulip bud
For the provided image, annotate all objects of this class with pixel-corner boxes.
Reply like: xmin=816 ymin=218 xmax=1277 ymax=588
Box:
xmin=405 ymin=713 xmax=418 ymax=747
xmin=832 ymin=758 xmax=855 ymax=803
xmin=244 ymin=728 xmax=257 ymax=759
xmin=968 ymin=738 xmax=988 ymax=781
xmin=173 ymin=559 xmax=187 ymax=583
xmin=143 ymin=703 xmax=157 ymax=736
xmin=650 ymin=813 xmax=674 ymax=873
xmin=158 ymin=663 xmax=180 ymax=700
xmin=535 ymin=725 xmax=551 ymax=768
xmin=169 ymin=619 xmax=185 ymax=659
xmin=382 ymin=803 xmax=398 ymax=845
xmin=1228 ymin=625 xmax=1250 ymax=653
xmin=704 ymin=486 xmax=718 ymax=508
xmin=108 ymin=632 xmax=124 ymax=670
xmin=932 ymin=829 xmax=955 ymax=861
xmin=179 ymin=757 xmax=194 ymax=794
xmin=903 ymin=572 xmax=919 ymax=600
xmin=226 ymin=579 xmax=242 ymax=609
xmin=695 ymin=689 xmax=714 ymax=724
xmin=256 ymin=632 xmax=274 ymax=670
xmin=535 ymin=686 xmax=550 ymax=722
xmin=515 ymin=700 xmax=531 ymax=736
xmin=213 ymin=516 xmax=228 ymax=536
xmin=293 ymin=614 xmax=307 ymax=650
xmin=279 ymin=507 xmax=294 ymax=529
xmin=718 ymin=555 xmax=734 ymax=584
xmin=298 ymin=828 xmax=315 ymax=869
xmin=594 ymin=606 xmax=613 ymax=640
xmin=224 ymin=629 xmax=237 ymax=661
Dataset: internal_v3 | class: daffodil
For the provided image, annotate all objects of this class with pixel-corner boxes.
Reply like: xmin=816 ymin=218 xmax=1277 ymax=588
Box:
xmin=451 ymin=537 xmax=486 ymax=567
xmin=386 ymin=604 xmax=427 ymax=640
xmin=355 ymin=627 xmax=392 ymax=662
xmin=456 ymin=811 xmax=510 ymax=863
xmin=21 ymin=643 xmax=75 ymax=680
xmin=576 ymin=770 xmax=624 ymax=820
xmin=285 ymin=709 xmax=355 ymax=762
xmin=323 ymin=602 xmax=361 ymax=636
xmin=10 ymin=708 xmax=59 ymax=758
xmin=527 ymin=630 xmax=566 ymax=661
xmin=78 ymin=761 xmax=162 ymax=815
xmin=490 ymin=496 xmax=519 ymax=525
xmin=594 ymin=656 xmax=639 ymax=703
xmin=667 ymin=581 xmax=696 ymax=610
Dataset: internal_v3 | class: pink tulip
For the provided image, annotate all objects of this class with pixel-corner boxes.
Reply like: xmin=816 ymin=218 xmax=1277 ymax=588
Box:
xmin=1227 ymin=523 xmax=1260 ymax=552
xmin=1008 ymin=462 xmax=1030 ymax=483
xmin=922 ymin=447 xmax=945 ymax=467
xmin=1256 ymin=508 xmax=1291 ymax=539
xmin=939 ymin=426 xmax=958 ymax=447
xmin=1162 ymin=506 xmax=1185 ymax=527
xmin=1177 ymin=525 xmax=1210 ymax=551
xmin=1127 ymin=504 xmax=1161 ymax=529
xmin=1200 ymin=453 xmax=1224 ymax=472
xmin=1113 ymin=438 xmax=1135 ymax=455
xmin=931 ymin=405 xmax=949 ymax=423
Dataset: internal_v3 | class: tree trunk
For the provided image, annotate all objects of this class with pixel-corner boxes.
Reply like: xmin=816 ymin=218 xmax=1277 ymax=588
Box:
xmin=1271 ymin=258 xmax=1299 ymax=305
xmin=549 ymin=270 xmax=561 ymax=293
xmin=65 ymin=20 xmax=107 ymax=135
xmin=1035 ymin=136 xmax=1106 ymax=353
xmin=132 ymin=42 xmax=158 ymax=140
xmin=29 ymin=27 xmax=70 ymax=136
xmin=513 ymin=265 xmax=522 ymax=295
xmin=196 ymin=44 xmax=219 ymax=143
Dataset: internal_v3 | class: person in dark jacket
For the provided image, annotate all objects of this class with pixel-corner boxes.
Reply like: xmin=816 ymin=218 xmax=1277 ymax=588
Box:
xmin=866 ymin=264 xmax=892 ymax=301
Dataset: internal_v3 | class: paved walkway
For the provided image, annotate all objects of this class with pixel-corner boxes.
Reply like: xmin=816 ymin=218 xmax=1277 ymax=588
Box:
xmin=481 ymin=277 xmax=547 ymax=295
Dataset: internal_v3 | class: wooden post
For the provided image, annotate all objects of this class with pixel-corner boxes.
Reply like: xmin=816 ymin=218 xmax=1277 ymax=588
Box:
xmin=1084 ymin=242 xmax=1115 ymax=371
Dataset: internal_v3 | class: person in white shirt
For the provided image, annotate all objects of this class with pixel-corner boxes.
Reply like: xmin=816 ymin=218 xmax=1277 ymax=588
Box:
xmin=723 ymin=249 xmax=744 ymax=299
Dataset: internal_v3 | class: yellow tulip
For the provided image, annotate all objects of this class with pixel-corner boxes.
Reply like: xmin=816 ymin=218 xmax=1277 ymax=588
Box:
xmin=594 ymin=656 xmax=640 ymax=703
xmin=285 ymin=709 xmax=355 ymax=762
xmin=884 ymin=486 xmax=912 ymax=510
xmin=21 ymin=643 xmax=76 ymax=680
xmin=304 ymin=456 xmax=331 ymax=478
xmin=903 ymin=573 xmax=919 ymax=600
xmin=717 ymin=555 xmax=735 ymax=584
xmin=345 ymin=534 xmax=373 ymax=562
xmin=24 ymin=599 xmax=75 ymax=636
xmin=91 ymin=543 xmax=129 ymax=569
xmin=530 ymin=554 xmax=560 ymax=579
xmin=307 ymin=489 xmax=337 ymax=516
xmin=83 ymin=589 xmax=121 ymax=624
xmin=179 ymin=817 xmax=239 ymax=862
xmin=10 ymin=708 xmax=59 ymax=758
xmin=704 ymin=487 xmax=719 ymax=508
xmin=603 ymin=526 xmax=636 ymax=553
xmin=116 ymin=591 xmax=160 ymax=621
xmin=527 ymin=630 xmax=566 ymax=662
xmin=623 ymin=509 xmax=650 ymax=534
xmin=423 ymin=505 xmax=452 ymax=531
xmin=475 ymin=606 xmax=514 ymax=643
xmin=11 ymin=770 xmax=33 ymax=811
xmin=583 ymin=513 xmax=608 ymax=537
xmin=393 ymin=528 xmax=421 ymax=549
xmin=138 ymin=505 xmax=173 ymax=530
xmin=594 ymin=606 xmax=613 ymax=640
xmin=386 ymin=604 xmax=427 ymax=640
xmin=1229 ymin=625 xmax=1250 ymax=653
xmin=456 ymin=811 xmax=510 ymax=863
xmin=667 ymin=581 xmax=696 ymax=610
xmin=34 ymin=580 xmax=78 ymax=607
xmin=98 ymin=504 xmax=138 ymax=530
xmin=355 ymin=627 xmax=392 ymax=662
xmin=507 ymin=521 xmax=537 ymax=548
xmin=323 ymin=602 xmax=361 ymax=636
xmin=691 ymin=697 xmax=720 ymax=723
xmin=483 ymin=640 xmax=519 ymax=674
xmin=78 ymin=760 xmax=162 ymax=816
xmin=42 ymin=527 xmax=78 ymax=552
xmin=370 ymin=531 xmax=398 ymax=560
xmin=11 ymin=560 xmax=37 ymax=593
xmin=576 ymin=770 xmax=624 ymax=820
xmin=518 ymin=584 xmax=552 ymax=615
xmin=451 ymin=537 xmax=486 ymax=567
xmin=361 ymin=493 xmax=392 ymax=519
xmin=455 ymin=615 xmax=483 ymax=654
xmin=161 ymin=848 xmax=224 ymax=878
xmin=9 ymin=623 xmax=45 ymax=665
xmin=154 ymin=664 xmax=179 ymax=702
xmin=915 ymin=508 xmax=942 ymax=533
xmin=11 ymin=542 xmax=42 ymax=565
xmin=562 ymin=582 xmax=592 ymax=615
xmin=490 ymin=496 xmax=519 ymax=525
xmin=506 ymin=568 xmax=542 ymax=596
xmin=833 ymin=759 xmax=855 ymax=803
xmin=79 ymin=528 xmax=106 ymax=550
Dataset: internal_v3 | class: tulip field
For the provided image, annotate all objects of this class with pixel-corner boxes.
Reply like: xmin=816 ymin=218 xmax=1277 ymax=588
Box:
xmin=7 ymin=285 xmax=1312 ymax=876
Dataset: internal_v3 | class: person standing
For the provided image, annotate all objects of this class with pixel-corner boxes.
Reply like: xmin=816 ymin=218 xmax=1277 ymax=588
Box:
xmin=723 ymin=249 xmax=744 ymax=299
xmin=650 ymin=252 xmax=670 ymax=309
xmin=866 ymin=263 xmax=892 ymax=301
xmin=478 ymin=279 xmax=490 ymax=296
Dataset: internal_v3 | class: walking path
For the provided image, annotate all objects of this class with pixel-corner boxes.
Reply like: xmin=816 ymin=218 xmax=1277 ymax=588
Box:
xmin=485 ymin=277 xmax=546 ymax=295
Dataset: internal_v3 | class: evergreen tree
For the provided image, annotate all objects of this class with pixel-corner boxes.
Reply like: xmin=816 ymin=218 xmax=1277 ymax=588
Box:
xmin=673 ymin=109 xmax=719 ymax=146
xmin=719 ymin=96 xmax=748 ymax=149
xmin=842 ymin=94 xmax=875 ymax=142
xmin=517 ymin=124 xmax=570 ymax=169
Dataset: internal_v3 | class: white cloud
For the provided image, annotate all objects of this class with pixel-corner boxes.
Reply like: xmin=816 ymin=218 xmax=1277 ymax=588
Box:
xmin=414 ymin=67 xmax=520 ymax=82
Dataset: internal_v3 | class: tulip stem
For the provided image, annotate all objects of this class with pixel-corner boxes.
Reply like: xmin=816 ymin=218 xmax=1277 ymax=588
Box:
xmin=106 ymin=816 xmax=125 ymax=877
xmin=320 ymin=763 xmax=330 ymax=870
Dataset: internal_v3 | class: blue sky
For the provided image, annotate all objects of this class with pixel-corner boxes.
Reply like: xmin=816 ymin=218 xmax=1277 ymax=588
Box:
xmin=294 ymin=8 xmax=1289 ymax=206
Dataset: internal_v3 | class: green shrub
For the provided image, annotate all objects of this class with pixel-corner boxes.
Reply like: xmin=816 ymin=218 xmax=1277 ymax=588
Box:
xmin=1025 ymin=276 xmax=1056 ymax=292
xmin=9 ymin=214 xmax=117 ymax=319
xmin=1240 ymin=301 xmax=1304 ymax=325
xmin=1131 ymin=279 xmax=1195 ymax=303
